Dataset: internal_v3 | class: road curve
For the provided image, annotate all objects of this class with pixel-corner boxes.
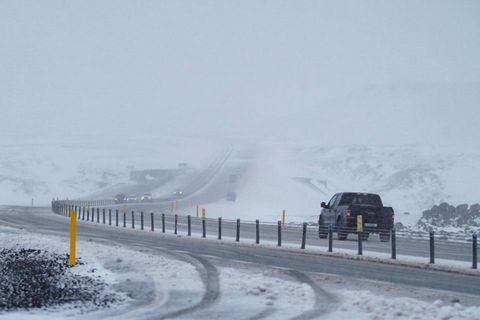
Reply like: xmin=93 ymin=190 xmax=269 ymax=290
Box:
xmin=1 ymin=206 xmax=479 ymax=299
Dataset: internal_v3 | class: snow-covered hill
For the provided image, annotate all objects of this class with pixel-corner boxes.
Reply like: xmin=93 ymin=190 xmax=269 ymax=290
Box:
xmin=0 ymin=137 xmax=217 ymax=206
xmin=1 ymin=137 xmax=479 ymax=227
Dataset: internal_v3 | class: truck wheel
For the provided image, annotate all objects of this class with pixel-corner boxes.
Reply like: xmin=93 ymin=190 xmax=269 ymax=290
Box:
xmin=337 ymin=219 xmax=348 ymax=240
xmin=318 ymin=217 xmax=328 ymax=239
xmin=380 ymin=232 xmax=390 ymax=242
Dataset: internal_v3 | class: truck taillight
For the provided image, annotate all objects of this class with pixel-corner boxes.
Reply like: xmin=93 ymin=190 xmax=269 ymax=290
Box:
xmin=345 ymin=208 xmax=352 ymax=217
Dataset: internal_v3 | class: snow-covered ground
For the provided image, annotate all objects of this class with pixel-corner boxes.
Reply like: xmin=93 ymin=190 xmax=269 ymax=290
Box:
xmin=1 ymin=136 xmax=479 ymax=227
xmin=1 ymin=224 xmax=479 ymax=319
xmin=205 ymin=143 xmax=480 ymax=226
xmin=0 ymin=136 xmax=219 ymax=206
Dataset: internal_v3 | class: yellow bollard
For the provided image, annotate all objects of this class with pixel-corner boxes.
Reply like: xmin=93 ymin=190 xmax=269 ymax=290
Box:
xmin=69 ymin=209 xmax=77 ymax=266
xmin=357 ymin=215 xmax=363 ymax=233
xmin=282 ymin=209 xmax=286 ymax=225
xmin=202 ymin=208 xmax=206 ymax=220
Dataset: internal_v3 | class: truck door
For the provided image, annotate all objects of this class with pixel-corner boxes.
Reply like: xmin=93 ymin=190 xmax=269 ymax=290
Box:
xmin=325 ymin=194 xmax=339 ymax=225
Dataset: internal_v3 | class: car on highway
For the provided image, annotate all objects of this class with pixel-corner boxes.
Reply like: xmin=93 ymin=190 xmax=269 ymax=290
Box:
xmin=140 ymin=193 xmax=152 ymax=202
xmin=318 ymin=192 xmax=394 ymax=241
xmin=125 ymin=195 xmax=138 ymax=203
xmin=173 ymin=190 xmax=183 ymax=197
xmin=114 ymin=193 xmax=126 ymax=204
xmin=226 ymin=191 xmax=237 ymax=202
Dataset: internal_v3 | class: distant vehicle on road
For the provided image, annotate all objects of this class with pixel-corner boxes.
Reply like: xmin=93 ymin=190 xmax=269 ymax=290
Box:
xmin=114 ymin=194 xmax=126 ymax=204
xmin=319 ymin=192 xmax=394 ymax=241
xmin=140 ymin=193 xmax=152 ymax=202
xmin=226 ymin=191 xmax=237 ymax=202
xmin=125 ymin=195 xmax=138 ymax=203
xmin=229 ymin=174 xmax=238 ymax=184
xmin=173 ymin=190 xmax=183 ymax=197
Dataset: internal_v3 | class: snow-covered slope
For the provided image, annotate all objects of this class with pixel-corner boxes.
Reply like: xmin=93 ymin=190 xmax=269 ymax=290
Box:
xmin=0 ymin=136 xmax=218 ymax=206
xmin=1 ymin=136 xmax=479 ymax=227
xmin=205 ymin=144 xmax=480 ymax=226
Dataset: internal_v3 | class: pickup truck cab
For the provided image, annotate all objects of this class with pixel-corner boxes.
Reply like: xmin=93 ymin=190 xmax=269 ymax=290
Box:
xmin=319 ymin=192 xmax=394 ymax=241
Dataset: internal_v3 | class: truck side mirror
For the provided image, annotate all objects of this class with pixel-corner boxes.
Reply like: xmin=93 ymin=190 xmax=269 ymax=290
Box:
xmin=321 ymin=202 xmax=327 ymax=208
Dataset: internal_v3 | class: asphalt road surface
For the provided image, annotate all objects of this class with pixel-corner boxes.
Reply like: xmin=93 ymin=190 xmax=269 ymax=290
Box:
xmin=1 ymin=206 xmax=479 ymax=298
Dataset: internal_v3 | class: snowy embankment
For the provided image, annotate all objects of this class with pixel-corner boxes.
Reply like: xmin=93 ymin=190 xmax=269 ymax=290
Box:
xmin=205 ymin=144 xmax=480 ymax=227
xmin=1 ymin=225 xmax=479 ymax=319
xmin=1 ymin=135 xmax=479 ymax=230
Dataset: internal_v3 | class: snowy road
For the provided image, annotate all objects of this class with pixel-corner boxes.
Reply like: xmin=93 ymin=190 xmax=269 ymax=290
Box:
xmin=1 ymin=206 xmax=480 ymax=319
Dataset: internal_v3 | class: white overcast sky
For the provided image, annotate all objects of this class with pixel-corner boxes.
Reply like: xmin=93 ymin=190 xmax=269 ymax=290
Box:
xmin=1 ymin=1 xmax=479 ymax=146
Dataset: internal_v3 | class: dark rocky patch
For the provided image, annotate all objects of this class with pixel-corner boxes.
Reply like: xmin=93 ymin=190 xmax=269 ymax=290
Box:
xmin=0 ymin=248 xmax=121 ymax=312
xmin=417 ymin=202 xmax=480 ymax=230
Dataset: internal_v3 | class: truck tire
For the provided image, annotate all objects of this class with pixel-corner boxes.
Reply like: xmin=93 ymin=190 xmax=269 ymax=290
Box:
xmin=318 ymin=217 xmax=328 ymax=239
xmin=380 ymin=232 xmax=390 ymax=242
xmin=337 ymin=218 xmax=348 ymax=240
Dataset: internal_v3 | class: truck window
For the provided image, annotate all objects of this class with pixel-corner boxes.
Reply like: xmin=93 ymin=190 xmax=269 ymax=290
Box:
xmin=327 ymin=194 xmax=338 ymax=208
xmin=338 ymin=193 xmax=382 ymax=207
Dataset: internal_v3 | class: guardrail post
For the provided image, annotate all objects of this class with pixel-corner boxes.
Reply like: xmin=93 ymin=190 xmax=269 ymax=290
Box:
xmin=328 ymin=225 xmax=333 ymax=252
xmin=429 ymin=231 xmax=435 ymax=264
xmin=151 ymin=213 xmax=154 ymax=231
xmin=141 ymin=211 xmax=144 ymax=230
xmin=277 ymin=221 xmax=282 ymax=247
xmin=123 ymin=211 xmax=126 ymax=228
xmin=131 ymin=211 xmax=135 ymax=229
xmin=115 ymin=209 xmax=118 ymax=227
xmin=97 ymin=208 xmax=100 ymax=223
xmin=256 ymin=219 xmax=260 ymax=244
xmin=174 ymin=214 xmax=178 ymax=234
xmin=102 ymin=208 xmax=105 ymax=224
xmin=391 ymin=229 xmax=396 ymax=260
xmin=202 ymin=216 xmax=206 ymax=238
xmin=218 ymin=217 xmax=222 ymax=240
xmin=162 ymin=213 xmax=165 ymax=233
xmin=357 ymin=232 xmax=363 ymax=255
xmin=236 ymin=219 xmax=240 ymax=242
xmin=301 ymin=223 xmax=307 ymax=249
xmin=87 ymin=208 xmax=90 ymax=221
xmin=187 ymin=215 xmax=191 ymax=236
xmin=108 ymin=209 xmax=111 ymax=225
xmin=473 ymin=234 xmax=477 ymax=269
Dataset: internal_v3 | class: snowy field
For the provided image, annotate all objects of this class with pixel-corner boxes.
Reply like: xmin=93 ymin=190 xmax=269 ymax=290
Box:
xmin=1 ymin=224 xmax=479 ymax=319
xmin=1 ymin=136 xmax=480 ymax=228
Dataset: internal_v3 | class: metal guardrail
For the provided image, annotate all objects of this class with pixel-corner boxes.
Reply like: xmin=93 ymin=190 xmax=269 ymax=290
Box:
xmin=51 ymin=200 xmax=479 ymax=270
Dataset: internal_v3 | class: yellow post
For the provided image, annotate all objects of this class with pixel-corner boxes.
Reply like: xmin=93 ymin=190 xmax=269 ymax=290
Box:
xmin=202 ymin=208 xmax=206 ymax=220
xmin=69 ymin=209 xmax=77 ymax=266
xmin=357 ymin=215 xmax=363 ymax=233
xmin=282 ymin=209 xmax=286 ymax=225
xmin=196 ymin=205 xmax=199 ymax=218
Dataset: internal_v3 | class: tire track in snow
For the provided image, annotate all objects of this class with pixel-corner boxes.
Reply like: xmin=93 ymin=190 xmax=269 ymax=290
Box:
xmin=90 ymin=241 xmax=220 ymax=320
xmin=286 ymin=269 xmax=338 ymax=320
xmin=155 ymin=252 xmax=220 ymax=319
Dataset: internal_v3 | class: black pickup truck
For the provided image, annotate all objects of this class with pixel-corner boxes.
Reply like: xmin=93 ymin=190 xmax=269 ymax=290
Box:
xmin=318 ymin=192 xmax=394 ymax=241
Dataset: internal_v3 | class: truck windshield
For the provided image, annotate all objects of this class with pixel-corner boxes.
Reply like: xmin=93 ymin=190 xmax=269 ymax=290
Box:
xmin=339 ymin=193 xmax=382 ymax=207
